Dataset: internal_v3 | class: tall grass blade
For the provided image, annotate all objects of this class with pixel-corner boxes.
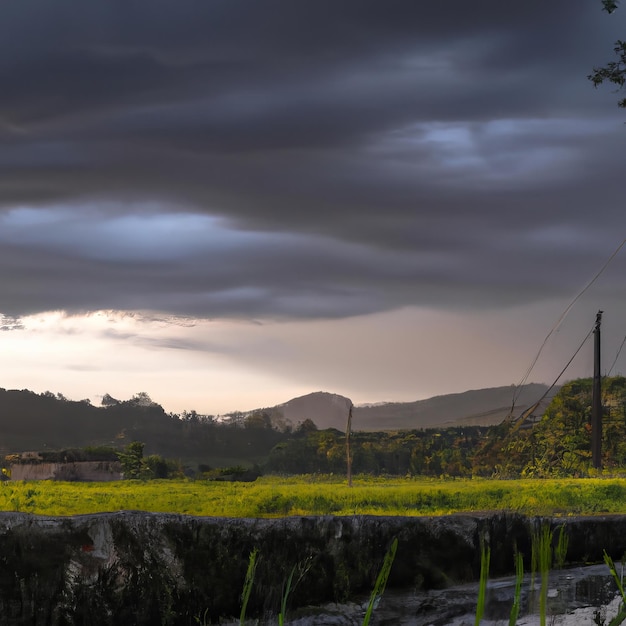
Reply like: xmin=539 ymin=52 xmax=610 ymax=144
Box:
xmin=278 ymin=565 xmax=296 ymax=626
xmin=608 ymin=607 xmax=626 ymax=626
xmin=194 ymin=608 xmax=209 ymax=625
xmin=538 ymin=524 xmax=552 ymax=626
xmin=362 ymin=537 xmax=398 ymax=626
xmin=278 ymin=555 xmax=313 ymax=626
xmin=604 ymin=550 xmax=626 ymax=605
xmin=475 ymin=541 xmax=490 ymax=626
xmin=530 ymin=527 xmax=539 ymax=592
xmin=555 ymin=525 xmax=568 ymax=569
xmin=509 ymin=551 xmax=524 ymax=626
xmin=240 ymin=548 xmax=258 ymax=626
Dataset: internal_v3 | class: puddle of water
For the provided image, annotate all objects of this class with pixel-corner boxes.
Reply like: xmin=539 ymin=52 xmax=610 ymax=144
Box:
xmin=468 ymin=564 xmax=622 ymax=626
xmin=242 ymin=563 xmax=624 ymax=625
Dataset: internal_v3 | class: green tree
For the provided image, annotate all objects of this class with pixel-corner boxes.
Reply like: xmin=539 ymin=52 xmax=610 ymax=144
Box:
xmin=602 ymin=0 xmax=619 ymax=13
xmin=118 ymin=441 xmax=145 ymax=479
xmin=244 ymin=411 xmax=272 ymax=430
xmin=589 ymin=1 xmax=626 ymax=107
xmin=296 ymin=418 xmax=318 ymax=435
xmin=145 ymin=454 xmax=169 ymax=479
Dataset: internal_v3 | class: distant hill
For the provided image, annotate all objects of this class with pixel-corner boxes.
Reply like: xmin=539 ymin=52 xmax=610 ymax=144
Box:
xmin=353 ymin=383 xmax=554 ymax=431
xmin=256 ymin=383 xmax=554 ymax=432
xmin=0 ymin=388 xmax=288 ymax=469
xmin=0 ymin=389 xmax=178 ymax=455
xmin=265 ymin=392 xmax=353 ymax=430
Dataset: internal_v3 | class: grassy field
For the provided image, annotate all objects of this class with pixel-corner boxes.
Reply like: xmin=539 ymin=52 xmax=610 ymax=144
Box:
xmin=1 ymin=475 xmax=626 ymax=517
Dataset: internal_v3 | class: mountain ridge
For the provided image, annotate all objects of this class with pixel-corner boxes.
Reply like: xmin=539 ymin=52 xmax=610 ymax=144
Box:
xmin=0 ymin=384 xmax=555 ymax=464
xmin=253 ymin=383 xmax=554 ymax=431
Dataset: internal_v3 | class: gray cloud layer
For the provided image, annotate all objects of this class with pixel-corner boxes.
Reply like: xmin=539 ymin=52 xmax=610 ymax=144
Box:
xmin=1 ymin=1 xmax=625 ymax=319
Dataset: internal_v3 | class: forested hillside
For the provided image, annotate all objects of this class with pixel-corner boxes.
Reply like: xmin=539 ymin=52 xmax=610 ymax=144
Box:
xmin=0 ymin=389 xmax=285 ymax=469
xmin=1 ymin=378 xmax=624 ymax=478
xmin=472 ymin=376 xmax=626 ymax=477
xmin=266 ymin=425 xmax=488 ymax=476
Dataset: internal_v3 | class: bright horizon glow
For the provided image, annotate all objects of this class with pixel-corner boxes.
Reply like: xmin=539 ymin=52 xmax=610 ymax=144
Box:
xmin=0 ymin=298 xmax=620 ymax=417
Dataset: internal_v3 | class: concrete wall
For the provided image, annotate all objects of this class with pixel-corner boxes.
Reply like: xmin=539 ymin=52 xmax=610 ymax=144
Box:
xmin=9 ymin=461 xmax=122 ymax=481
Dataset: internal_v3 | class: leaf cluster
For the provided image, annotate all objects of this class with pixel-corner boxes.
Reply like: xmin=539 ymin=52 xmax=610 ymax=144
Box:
xmin=590 ymin=1 xmax=626 ymax=107
xmin=589 ymin=40 xmax=626 ymax=108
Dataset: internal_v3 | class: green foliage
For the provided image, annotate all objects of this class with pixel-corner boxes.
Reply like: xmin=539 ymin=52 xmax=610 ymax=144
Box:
xmin=296 ymin=418 xmax=318 ymax=435
xmin=116 ymin=443 xmax=176 ymax=480
xmin=40 ymin=446 xmax=120 ymax=463
xmin=266 ymin=426 xmax=487 ymax=476
xmin=278 ymin=556 xmax=313 ymax=626
xmin=204 ymin=465 xmax=261 ymax=482
xmin=244 ymin=411 xmax=273 ymax=430
xmin=144 ymin=454 xmax=169 ymax=479
xmin=264 ymin=378 xmax=626 ymax=479
xmin=509 ymin=551 xmax=524 ymax=626
xmin=117 ymin=441 xmax=145 ymax=479
xmin=536 ymin=524 xmax=553 ymax=626
xmin=604 ymin=550 xmax=626 ymax=607
xmin=608 ymin=606 xmax=626 ymax=626
xmin=240 ymin=548 xmax=258 ymax=626
xmin=475 ymin=541 xmax=490 ymax=626
xmin=7 ymin=376 xmax=626 ymax=480
xmin=0 ymin=387 xmax=286 ymax=470
xmin=602 ymin=0 xmax=620 ymax=13
xmin=3 ymin=474 xmax=626 ymax=520
xmin=555 ymin=525 xmax=569 ymax=569
xmin=278 ymin=567 xmax=294 ymax=626
xmin=473 ymin=377 xmax=626 ymax=478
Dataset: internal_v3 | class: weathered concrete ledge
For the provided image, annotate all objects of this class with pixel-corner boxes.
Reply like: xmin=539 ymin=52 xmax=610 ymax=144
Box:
xmin=0 ymin=511 xmax=624 ymax=625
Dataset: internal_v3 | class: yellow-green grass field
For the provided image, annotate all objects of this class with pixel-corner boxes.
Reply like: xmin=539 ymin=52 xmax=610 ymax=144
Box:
xmin=1 ymin=475 xmax=626 ymax=517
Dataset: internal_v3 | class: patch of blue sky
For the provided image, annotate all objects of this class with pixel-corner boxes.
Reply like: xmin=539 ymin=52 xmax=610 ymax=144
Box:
xmin=0 ymin=205 xmax=285 ymax=261
xmin=372 ymin=118 xmax=598 ymax=184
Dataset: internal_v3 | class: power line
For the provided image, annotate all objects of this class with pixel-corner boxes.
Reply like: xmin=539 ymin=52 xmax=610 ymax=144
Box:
xmin=511 ymin=238 xmax=626 ymax=413
xmin=607 ymin=334 xmax=626 ymax=378
xmin=513 ymin=325 xmax=594 ymax=427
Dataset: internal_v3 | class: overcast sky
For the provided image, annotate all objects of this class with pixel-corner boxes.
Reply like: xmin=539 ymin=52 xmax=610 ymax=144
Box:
xmin=1 ymin=1 xmax=625 ymax=416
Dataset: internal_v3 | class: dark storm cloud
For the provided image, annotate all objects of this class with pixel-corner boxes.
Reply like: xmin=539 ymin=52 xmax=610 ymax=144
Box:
xmin=1 ymin=1 xmax=625 ymax=319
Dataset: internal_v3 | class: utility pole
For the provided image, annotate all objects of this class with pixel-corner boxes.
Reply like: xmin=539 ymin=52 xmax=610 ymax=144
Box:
xmin=592 ymin=310 xmax=603 ymax=470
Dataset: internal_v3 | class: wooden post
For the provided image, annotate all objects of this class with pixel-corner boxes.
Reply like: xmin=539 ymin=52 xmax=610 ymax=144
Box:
xmin=592 ymin=310 xmax=603 ymax=470
xmin=346 ymin=403 xmax=353 ymax=487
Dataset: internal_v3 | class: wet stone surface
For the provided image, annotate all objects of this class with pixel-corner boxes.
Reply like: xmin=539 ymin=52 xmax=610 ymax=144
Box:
xmin=242 ymin=564 xmax=621 ymax=625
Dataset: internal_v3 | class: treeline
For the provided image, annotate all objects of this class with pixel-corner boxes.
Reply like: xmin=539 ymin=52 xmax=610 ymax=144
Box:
xmin=0 ymin=389 xmax=287 ymax=468
xmin=266 ymin=425 xmax=487 ymax=476
xmin=3 ymin=377 xmax=626 ymax=479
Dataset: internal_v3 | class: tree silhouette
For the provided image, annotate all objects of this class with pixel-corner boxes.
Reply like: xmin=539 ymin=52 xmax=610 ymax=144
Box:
xmin=589 ymin=1 xmax=626 ymax=107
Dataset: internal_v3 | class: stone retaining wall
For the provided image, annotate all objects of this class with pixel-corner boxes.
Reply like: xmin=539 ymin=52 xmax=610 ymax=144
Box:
xmin=0 ymin=511 xmax=623 ymax=625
